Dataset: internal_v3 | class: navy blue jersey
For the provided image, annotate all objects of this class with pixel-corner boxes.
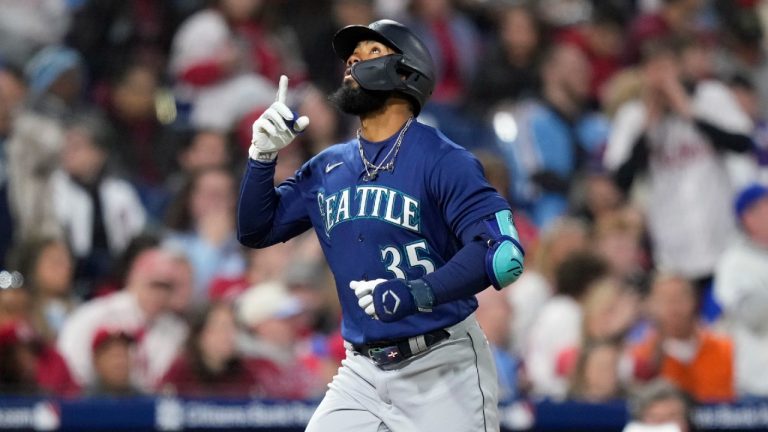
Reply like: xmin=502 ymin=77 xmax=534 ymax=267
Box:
xmin=239 ymin=121 xmax=510 ymax=344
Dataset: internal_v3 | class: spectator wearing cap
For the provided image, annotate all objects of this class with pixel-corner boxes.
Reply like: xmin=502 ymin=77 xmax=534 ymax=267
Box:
xmin=159 ymin=302 xmax=257 ymax=398
xmin=0 ymin=321 xmax=78 ymax=396
xmin=51 ymin=113 xmax=146 ymax=296
xmin=88 ymin=328 xmax=139 ymax=397
xmin=57 ymin=248 xmax=188 ymax=391
xmin=714 ymin=183 xmax=768 ymax=397
xmin=237 ymin=281 xmax=325 ymax=400
xmin=168 ymin=0 xmax=303 ymax=130
xmin=7 ymin=46 xmax=86 ymax=245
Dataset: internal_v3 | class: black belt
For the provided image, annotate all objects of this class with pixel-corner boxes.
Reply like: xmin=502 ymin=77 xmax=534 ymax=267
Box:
xmin=352 ymin=329 xmax=450 ymax=366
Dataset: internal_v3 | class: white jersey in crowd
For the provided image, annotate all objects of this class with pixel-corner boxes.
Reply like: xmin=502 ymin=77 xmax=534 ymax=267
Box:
xmin=507 ymin=271 xmax=552 ymax=356
xmin=524 ymin=295 xmax=582 ymax=399
xmin=604 ymin=80 xmax=753 ymax=279
xmin=169 ymin=9 xmax=277 ymax=130
xmin=57 ymin=291 xmax=188 ymax=391
xmin=715 ymin=236 xmax=768 ymax=396
xmin=51 ymin=170 xmax=146 ymax=259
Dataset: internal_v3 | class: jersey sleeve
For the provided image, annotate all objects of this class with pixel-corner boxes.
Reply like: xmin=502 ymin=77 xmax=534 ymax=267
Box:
xmin=428 ymin=148 xmax=510 ymax=243
xmin=237 ymin=159 xmax=312 ymax=248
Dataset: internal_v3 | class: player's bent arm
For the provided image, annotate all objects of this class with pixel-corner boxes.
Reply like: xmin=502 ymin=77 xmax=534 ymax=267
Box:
xmin=237 ymin=159 xmax=311 ymax=248
xmin=370 ymin=210 xmax=525 ymax=322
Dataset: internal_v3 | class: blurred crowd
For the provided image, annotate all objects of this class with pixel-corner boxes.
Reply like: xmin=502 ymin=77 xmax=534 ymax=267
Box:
xmin=0 ymin=0 xmax=767 ymax=427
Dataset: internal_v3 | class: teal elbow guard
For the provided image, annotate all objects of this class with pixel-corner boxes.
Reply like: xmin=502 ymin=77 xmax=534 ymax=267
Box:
xmin=483 ymin=210 xmax=525 ymax=290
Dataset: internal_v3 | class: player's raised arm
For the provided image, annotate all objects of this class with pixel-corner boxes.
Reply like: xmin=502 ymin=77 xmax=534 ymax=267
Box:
xmin=237 ymin=75 xmax=312 ymax=248
xmin=248 ymin=75 xmax=310 ymax=162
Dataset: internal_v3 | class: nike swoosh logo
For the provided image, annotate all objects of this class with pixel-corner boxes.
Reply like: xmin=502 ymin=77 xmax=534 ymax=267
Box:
xmin=325 ymin=162 xmax=344 ymax=173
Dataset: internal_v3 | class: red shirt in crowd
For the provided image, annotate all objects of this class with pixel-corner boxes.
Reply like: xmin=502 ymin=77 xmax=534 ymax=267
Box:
xmin=159 ymin=355 xmax=259 ymax=398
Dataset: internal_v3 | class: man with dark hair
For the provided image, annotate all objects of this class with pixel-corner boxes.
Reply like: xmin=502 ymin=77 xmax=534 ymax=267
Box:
xmin=501 ymin=42 xmax=608 ymax=228
xmin=238 ymin=19 xmax=524 ymax=431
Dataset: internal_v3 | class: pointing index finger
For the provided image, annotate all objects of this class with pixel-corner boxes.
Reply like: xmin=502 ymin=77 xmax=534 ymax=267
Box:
xmin=276 ymin=74 xmax=288 ymax=104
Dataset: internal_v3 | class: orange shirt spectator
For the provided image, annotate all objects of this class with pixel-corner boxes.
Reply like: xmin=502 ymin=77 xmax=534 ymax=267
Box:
xmin=631 ymin=274 xmax=734 ymax=402
xmin=632 ymin=329 xmax=734 ymax=402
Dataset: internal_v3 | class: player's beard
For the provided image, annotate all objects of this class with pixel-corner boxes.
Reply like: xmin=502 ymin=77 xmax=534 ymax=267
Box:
xmin=328 ymin=81 xmax=390 ymax=116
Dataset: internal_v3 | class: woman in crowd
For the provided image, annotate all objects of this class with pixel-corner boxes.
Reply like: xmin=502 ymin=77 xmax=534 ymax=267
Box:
xmin=10 ymin=236 xmax=77 ymax=342
xmin=164 ymin=167 xmax=245 ymax=304
xmin=567 ymin=339 xmax=627 ymax=403
xmin=159 ymin=302 xmax=257 ymax=397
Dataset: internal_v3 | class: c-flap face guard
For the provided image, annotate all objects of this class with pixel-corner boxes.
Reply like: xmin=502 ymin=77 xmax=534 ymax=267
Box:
xmin=350 ymin=54 xmax=414 ymax=92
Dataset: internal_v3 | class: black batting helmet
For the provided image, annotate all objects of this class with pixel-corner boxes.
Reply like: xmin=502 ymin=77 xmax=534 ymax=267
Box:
xmin=333 ymin=19 xmax=435 ymax=115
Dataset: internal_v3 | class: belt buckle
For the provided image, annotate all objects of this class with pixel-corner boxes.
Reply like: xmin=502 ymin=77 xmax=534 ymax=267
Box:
xmin=368 ymin=346 xmax=402 ymax=366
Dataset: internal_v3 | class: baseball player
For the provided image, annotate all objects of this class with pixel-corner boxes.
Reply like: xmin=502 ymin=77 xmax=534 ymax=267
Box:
xmin=237 ymin=19 xmax=525 ymax=432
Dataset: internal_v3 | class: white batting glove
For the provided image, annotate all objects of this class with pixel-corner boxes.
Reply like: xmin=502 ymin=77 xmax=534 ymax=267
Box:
xmin=249 ymin=75 xmax=310 ymax=162
xmin=350 ymin=279 xmax=387 ymax=319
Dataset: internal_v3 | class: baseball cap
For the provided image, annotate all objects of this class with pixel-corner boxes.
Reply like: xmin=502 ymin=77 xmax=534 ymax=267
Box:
xmin=734 ymin=183 xmax=768 ymax=220
xmin=24 ymin=45 xmax=83 ymax=100
xmin=236 ymin=281 xmax=304 ymax=327
xmin=91 ymin=328 xmax=136 ymax=354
